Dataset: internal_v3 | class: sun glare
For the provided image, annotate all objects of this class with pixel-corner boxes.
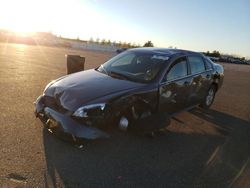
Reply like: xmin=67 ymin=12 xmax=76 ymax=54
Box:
xmin=0 ymin=0 xmax=37 ymax=33
xmin=0 ymin=0 xmax=103 ymax=38
xmin=0 ymin=0 xmax=146 ymax=42
xmin=0 ymin=0 xmax=71 ymax=34
xmin=7 ymin=22 xmax=36 ymax=34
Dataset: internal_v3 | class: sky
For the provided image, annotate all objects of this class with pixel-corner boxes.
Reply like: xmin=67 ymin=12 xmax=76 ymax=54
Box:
xmin=0 ymin=0 xmax=249 ymax=57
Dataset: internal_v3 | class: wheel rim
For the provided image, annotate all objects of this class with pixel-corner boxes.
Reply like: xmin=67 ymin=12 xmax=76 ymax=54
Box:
xmin=206 ymin=88 xmax=214 ymax=106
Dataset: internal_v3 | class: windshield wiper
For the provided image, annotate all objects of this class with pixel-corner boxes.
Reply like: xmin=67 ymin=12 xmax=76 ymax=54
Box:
xmin=109 ymin=71 xmax=130 ymax=80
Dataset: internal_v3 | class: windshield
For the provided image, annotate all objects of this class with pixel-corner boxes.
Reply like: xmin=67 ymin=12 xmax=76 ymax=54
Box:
xmin=98 ymin=51 xmax=169 ymax=83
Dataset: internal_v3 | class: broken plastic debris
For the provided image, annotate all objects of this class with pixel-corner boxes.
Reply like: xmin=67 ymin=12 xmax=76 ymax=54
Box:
xmin=7 ymin=173 xmax=27 ymax=184
xmin=78 ymin=145 xmax=83 ymax=149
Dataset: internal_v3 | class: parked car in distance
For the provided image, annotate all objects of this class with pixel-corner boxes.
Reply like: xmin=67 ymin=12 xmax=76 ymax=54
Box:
xmin=206 ymin=56 xmax=219 ymax=62
xmin=35 ymin=48 xmax=224 ymax=141
xmin=116 ymin=48 xmax=127 ymax=54
xmin=233 ymin=60 xmax=247 ymax=65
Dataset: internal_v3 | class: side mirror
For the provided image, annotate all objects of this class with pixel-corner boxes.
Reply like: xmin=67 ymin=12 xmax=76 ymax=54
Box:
xmin=66 ymin=55 xmax=85 ymax=74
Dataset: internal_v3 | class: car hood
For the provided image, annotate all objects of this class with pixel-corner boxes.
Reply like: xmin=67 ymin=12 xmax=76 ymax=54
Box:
xmin=44 ymin=69 xmax=145 ymax=111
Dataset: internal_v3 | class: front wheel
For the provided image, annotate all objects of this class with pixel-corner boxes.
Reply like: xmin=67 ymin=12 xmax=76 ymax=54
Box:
xmin=118 ymin=106 xmax=151 ymax=131
xmin=200 ymin=85 xmax=216 ymax=109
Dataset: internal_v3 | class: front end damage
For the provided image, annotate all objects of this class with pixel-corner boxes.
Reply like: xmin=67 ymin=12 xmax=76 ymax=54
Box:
xmin=35 ymin=95 xmax=110 ymax=141
xmin=34 ymin=71 xmax=167 ymax=141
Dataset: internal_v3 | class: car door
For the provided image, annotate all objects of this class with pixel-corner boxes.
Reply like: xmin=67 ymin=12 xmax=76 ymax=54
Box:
xmin=158 ymin=56 xmax=192 ymax=114
xmin=187 ymin=55 xmax=213 ymax=104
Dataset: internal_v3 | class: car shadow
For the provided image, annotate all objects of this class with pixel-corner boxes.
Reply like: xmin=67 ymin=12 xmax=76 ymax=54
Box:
xmin=43 ymin=108 xmax=250 ymax=187
xmin=188 ymin=108 xmax=250 ymax=187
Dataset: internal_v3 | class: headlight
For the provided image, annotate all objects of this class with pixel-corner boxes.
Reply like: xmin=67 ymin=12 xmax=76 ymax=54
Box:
xmin=73 ymin=103 xmax=106 ymax=118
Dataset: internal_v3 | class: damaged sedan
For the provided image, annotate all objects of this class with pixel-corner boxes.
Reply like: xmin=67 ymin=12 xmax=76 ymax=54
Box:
xmin=35 ymin=48 xmax=224 ymax=141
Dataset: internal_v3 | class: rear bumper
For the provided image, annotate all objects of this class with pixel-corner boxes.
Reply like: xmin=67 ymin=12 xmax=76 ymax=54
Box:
xmin=35 ymin=96 xmax=110 ymax=140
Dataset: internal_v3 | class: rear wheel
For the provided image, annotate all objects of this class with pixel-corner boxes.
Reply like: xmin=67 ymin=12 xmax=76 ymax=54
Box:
xmin=200 ymin=85 xmax=216 ymax=109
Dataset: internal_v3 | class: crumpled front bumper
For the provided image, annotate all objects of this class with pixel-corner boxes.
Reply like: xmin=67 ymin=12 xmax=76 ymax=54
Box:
xmin=35 ymin=96 xmax=110 ymax=140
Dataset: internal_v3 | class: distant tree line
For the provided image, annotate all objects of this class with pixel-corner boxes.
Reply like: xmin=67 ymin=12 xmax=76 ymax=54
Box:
xmin=87 ymin=38 xmax=156 ymax=49
xmin=0 ymin=29 xmax=248 ymax=61
xmin=203 ymin=50 xmax=221 ymax=58
xmin=87 ymin=37 xmax=143 ymax=48
xmin=143 ymin=41 xmax=154 ymax=47
xmin=202 ymin=50 xmax=247 ymax=62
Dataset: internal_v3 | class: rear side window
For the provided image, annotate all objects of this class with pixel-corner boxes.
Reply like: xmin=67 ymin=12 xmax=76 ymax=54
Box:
xmin=167 ymin=57 xmax=187 ymax=81
xmin=188 ymin=56 xmax=205 ymax=74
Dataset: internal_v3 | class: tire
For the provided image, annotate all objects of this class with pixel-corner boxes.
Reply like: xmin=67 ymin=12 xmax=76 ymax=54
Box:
xmin=200 ymin=85 xmax=216 ymax=109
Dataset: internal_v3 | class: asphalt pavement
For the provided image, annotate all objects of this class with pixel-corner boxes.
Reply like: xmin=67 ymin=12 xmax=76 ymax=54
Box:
xmin=0 ymin=43 xmax=249 ymax=187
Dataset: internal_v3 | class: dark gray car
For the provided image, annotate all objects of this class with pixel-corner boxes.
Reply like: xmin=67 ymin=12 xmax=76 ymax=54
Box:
xmin=35 ymin=48 xmax=224 ymax=141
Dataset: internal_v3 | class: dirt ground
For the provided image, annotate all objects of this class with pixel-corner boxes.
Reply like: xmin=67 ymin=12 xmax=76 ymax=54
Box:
xmin=0 ymin=43 xmax=249 ymax=187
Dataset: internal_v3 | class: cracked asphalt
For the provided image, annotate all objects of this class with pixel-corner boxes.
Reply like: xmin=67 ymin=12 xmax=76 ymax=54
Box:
xmin=0 ymin=43 xmax=249 ymax=187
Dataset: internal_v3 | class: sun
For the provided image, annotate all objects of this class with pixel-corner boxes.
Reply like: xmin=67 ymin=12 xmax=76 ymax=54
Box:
xmin=0 ymin=0 xmax=133 ymax=41
xmin=0 ymin=0 xmax=51 ymax=34
xmin=0 ymin=0 xmax=93 ymax=37
xmin=6 ymin=20 xmax=36 ymax=34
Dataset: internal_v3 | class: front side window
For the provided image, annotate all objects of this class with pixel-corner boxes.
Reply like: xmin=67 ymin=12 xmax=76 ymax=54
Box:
xmin=204 ymin=58 xmax=213 ymax=70
xmin=188 ymin=56 xmax=206 ymax=74
xmin=167 ymin=57 xmax=187 ymax=81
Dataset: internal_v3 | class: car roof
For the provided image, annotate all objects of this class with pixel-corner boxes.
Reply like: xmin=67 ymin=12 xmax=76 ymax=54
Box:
xmin=128 ymin=47 xmax=202 ymax=57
